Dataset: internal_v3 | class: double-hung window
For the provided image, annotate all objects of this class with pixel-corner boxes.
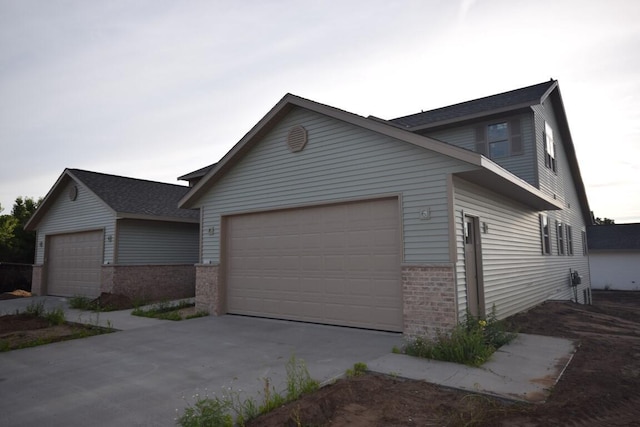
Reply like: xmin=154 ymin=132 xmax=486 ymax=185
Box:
xmin=475 ymin=120 xmax=523 ymax=159
xmin=544 ymin=122 xmax=557 ymax=172
xmin=540 ymin=215 xmax=551 ymax=255
xmin=556 ymin=221 xmax=565 ymax=255
xmin=566 ymin=225 xmax=573 ymax=255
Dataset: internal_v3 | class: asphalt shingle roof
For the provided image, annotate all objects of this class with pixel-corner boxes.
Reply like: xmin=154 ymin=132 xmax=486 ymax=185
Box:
xmin=587 ymin=224 xmax=640 ymax=250
xmin=391 ymin=80 xmax=556 ymax=128
xmin=69 ymin=169 xmax=198 ymax=220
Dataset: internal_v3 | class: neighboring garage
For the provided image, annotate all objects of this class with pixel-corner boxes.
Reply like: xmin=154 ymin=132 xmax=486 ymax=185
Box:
xmin=46 ymin=230 xmax=103 ymax=297
xmin=225 ymin=198 xmax=403 ymax=331
xmin=26 ymin=168 xmax=200 ymax=301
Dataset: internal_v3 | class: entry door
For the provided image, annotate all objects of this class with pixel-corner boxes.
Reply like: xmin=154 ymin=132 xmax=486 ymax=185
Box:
xmin=464 ymin=216 xmax=485 ymax=317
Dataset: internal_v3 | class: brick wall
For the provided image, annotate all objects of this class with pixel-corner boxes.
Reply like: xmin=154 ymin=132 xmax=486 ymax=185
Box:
xmin=30 ymin=265 xmax=45 ymax=295
xmin=102 ymin=264 xmax=195 ymax=302
xmin=402 ymin=264 xmax=457 ymax=337
xmin=195 ymin=263 xmax=222 ymax=315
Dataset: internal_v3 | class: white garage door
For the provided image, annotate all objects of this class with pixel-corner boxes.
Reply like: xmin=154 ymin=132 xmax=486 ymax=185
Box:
xmin=225 ymin=198 xmax=403 ymax=331
xmin=47 ymin=230 xmax=103 ymax=297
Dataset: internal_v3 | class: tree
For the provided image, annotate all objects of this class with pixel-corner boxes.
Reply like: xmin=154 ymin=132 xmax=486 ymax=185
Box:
xmin=594 ymin=217 xmax=615 ymax=225
xmin=0 ymin=197 xmax=41 ymax=263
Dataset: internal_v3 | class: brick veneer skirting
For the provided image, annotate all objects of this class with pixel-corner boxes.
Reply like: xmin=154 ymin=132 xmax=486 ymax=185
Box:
xmin=101 ymin=264 xmax=195 ymax=302
xmin=30 ymin=264 xmax=45 ymax=295
xmin=195 ymin=264 xmax=222 ymax=315
xmin=402 ymin=264 xmax=457 ymax=337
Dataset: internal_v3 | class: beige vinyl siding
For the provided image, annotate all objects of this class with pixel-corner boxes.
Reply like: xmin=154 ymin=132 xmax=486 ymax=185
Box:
xmin=116 ymin=219 xmax=199 ymax=265
xmin=453 ymin=177 xmax=591 ymax=320
xmin=35 ymin=180 xmax=115 ymax=264
xmin=424 ymin=113 xmax=537 ymax=186
xmin=198 ymin=107 xmax=476 ymax=264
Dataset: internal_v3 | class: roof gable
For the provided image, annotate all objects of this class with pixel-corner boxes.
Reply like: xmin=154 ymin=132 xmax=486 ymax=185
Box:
xmin=26 ymin=169 xmax=198 ymax=230
xmin=179 ymin=93 xmax=562 ymax=212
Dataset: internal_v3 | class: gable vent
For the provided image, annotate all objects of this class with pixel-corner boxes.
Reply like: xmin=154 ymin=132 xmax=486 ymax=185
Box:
xmin=287 ymin=125 xmax=307 ymax=152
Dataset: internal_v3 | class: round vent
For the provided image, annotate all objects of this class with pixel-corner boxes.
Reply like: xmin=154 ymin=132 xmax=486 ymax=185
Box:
xmin=68 ymin=185 xmax=78 ymax=201
xmin=287 ymin=125 xmax=307 ymax=152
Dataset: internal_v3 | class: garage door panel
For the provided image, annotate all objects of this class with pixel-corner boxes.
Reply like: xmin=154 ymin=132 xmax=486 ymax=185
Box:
xmin=226 ymin=198 xmax=403 ymax=331
xmin=47 ymin=230 xmax=103 ymax=298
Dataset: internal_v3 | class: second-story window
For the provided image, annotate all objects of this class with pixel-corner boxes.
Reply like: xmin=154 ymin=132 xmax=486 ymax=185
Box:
xmin=544 ymin=122 xmax=557 ymax=172
xmin=488 ymin=123 xmax=509 ymax=159
xmin=475 ymin=119 xmax=523 ymax=159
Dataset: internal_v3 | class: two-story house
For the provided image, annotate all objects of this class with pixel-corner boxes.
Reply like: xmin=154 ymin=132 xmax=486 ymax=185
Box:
xmin=179 ymin=80 xmax=592 ymax=336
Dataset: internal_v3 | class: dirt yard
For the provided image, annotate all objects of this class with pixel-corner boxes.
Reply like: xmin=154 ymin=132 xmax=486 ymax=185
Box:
xmin=248 ymin=291 xmax=640 ymax=426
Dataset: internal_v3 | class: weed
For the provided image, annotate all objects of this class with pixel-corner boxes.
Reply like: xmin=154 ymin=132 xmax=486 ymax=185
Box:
xmin=401 ymin=306 xmax=516 ymax=367
xmin=176 ymin=355 xmax=319 ymax=426
xmin=132 ymin=301 xmax=197 ymax=321
xmin=391 ymin=345 xmax=402 ymax=354
xmin=346 ymin=362 xmax=368 ymax=378
xmin=69 ymin=296 xmax=92 ymax=310
xmin=24 ymin=301 xmax=45 ymax=317
xmin=43 ymin=307 xmax=66 ymax=326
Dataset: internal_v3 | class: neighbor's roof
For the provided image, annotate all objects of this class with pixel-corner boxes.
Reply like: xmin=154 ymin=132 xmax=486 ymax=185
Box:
xmin=179 ymin=92 xmax=563 ymax=213
xmin=390 ymin=80 xmax=557 ymax=130
xmin=587 ymin=223 xmax=640 ymax=250
xmin=26 ymin=169 xmax=198 ymax=230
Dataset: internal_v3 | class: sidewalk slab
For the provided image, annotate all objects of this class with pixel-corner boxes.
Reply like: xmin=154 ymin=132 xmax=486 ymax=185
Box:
xmin=367 ymin=333 xmax=577 ymax=403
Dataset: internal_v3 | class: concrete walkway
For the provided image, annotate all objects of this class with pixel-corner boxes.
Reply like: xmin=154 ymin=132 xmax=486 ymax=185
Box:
xmin=0 ymin=296 xmax=577 ymax=426
xmin=368 ymin=333 xmax=577 ymax=403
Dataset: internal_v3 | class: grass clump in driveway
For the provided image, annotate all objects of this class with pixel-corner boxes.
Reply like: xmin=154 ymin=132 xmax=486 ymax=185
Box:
xmin=401 ymin=307 xmax=516 ymax=367
xmin=132 ymin=300 xmax=207 ymax=321
xmin=176 ymin=355 xmax=319 ymax=427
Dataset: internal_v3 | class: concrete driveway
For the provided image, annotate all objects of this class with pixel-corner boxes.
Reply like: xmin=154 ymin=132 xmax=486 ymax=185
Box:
xmin=0 ymin=302 xmax=402 ymax=427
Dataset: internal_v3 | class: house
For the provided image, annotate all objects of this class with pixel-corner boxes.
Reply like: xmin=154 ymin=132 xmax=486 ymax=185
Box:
xmin=587 ymin=223 xmax=640 ymax=291
xmin=179 ymin=80 xmax=593 ymax=336
xmin=25 ymin=169 xmax=200 ymax=301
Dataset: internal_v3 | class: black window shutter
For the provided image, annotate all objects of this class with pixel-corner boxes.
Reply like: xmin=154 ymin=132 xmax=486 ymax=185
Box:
xmin=475 ymin=126 xmax=487 ymax=155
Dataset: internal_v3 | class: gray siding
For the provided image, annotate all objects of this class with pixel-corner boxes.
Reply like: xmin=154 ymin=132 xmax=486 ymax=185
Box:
xmin=196 ymin=107 xmax=477 ymax=264
xmin=35 ymin=179 xmax=115 ymax=264
xmin=532 ymin=102 xmax=565 ymax=200
xmin=453 ymin=177 xmax=591 ymax=320
xmin=424 ymin=112 xmax=537 ymax=186
xmin=116 ymin=219 xmax=199 ymax=265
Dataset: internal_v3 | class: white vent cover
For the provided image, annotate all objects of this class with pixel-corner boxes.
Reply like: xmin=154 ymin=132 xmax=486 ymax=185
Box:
xmin=287 ymin=125 xmax=307 ymax=152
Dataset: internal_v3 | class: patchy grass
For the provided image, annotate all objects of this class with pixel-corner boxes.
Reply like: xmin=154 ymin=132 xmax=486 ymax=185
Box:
xmin=132 ymin=300 xmax=207 ymax=321
xmin=0 ymin=302 xmax=114 ymax=352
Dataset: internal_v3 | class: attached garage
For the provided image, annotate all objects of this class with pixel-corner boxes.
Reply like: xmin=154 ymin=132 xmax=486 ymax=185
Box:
xmin=47 ymin=230 xmax=103 ymax=297
xmin=224 ymin=198 xmax=403 ymax=331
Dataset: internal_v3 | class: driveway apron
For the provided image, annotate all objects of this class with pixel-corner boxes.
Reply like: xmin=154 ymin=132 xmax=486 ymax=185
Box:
xmin=0 ymin=313 xmax=402 ymax=427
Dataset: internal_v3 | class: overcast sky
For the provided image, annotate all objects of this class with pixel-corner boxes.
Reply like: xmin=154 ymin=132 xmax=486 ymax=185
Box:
xmin=1 ymin=0 xmax=638 ymax=223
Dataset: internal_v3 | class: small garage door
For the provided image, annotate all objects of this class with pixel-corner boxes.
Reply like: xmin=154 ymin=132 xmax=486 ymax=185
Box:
xmin=47 ymin=230 xmax=103 ymax=297
xmin=225 ymin=198 xmax=403 ymax=331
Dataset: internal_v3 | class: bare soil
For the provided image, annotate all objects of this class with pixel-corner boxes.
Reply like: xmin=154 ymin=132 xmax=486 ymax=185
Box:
xmin=248 ymin=291 xmax=640 ymax=426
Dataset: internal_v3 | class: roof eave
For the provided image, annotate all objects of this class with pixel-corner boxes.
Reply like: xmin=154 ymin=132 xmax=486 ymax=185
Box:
xmin=115 ymin=213 xmax=200 ymax=224
xmin=455 ymin=158 xmax=564 ymax=211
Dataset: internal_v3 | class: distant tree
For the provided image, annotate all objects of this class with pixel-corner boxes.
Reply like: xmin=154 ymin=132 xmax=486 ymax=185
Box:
xmin=0 ymin=197 xmax=41 ymax=263
xmin=594 ymin=217 xmax=615 ymax=225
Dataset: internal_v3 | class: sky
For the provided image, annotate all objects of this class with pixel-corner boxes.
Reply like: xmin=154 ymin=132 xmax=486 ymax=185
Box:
xmin=0 ymin=0 xmax=638 ymax=223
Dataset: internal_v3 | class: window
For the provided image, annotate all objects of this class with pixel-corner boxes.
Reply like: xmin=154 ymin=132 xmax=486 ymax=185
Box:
xmin=474 ymin=119 xmax=523 ymax=159
xmin=540 ymin=215 xmax=551 ymax=254
xmin=544 ymin=122 xmax=557 ymax=172
xmin=556 ymin=221 xmax=565 ymax=255
xmin=582 ymin=230 xmax=588 ymax=255
xmin=488 ymin=123 xmax=509 ymax=159
xmin=567 ymin=225 xmax=573 ymax=255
